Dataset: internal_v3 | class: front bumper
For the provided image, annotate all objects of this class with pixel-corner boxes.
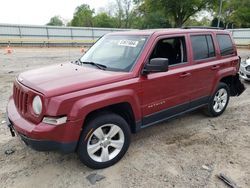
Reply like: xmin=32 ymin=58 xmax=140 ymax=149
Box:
xmin=239 ymin=65 xmax=250 ymax=81
xmin=6 ymin=98 xmax=82 ymax=153
xmin=18 ymin=133 xmax=77 ymax=153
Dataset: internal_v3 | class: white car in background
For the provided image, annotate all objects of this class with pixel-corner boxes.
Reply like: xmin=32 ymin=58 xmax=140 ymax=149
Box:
xmin=240 ymin=57 xmax=250 ymax=81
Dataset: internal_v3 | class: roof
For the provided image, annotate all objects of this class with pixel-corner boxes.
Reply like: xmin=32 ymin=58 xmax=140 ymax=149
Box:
xmin=108 ymin=28 xmax=229 ymax=36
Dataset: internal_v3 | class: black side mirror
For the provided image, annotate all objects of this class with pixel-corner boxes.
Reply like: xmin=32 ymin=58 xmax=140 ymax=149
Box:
xmin=143 ymin=58 xmax=169 ymax=74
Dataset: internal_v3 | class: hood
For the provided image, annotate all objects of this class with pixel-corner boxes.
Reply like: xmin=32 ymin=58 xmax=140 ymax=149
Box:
xmin=18 ymin=63 xmax=132 ymax=97
xmin=246 ymin=58 xmax=250 ymax=65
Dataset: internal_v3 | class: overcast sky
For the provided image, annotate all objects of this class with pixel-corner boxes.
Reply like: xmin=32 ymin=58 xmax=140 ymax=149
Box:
xmin=0 ymin=0 xmax=111 ymax=25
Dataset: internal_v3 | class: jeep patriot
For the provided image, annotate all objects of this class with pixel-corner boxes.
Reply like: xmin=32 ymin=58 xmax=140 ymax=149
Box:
xmin=6 ymin=28 xmax=245 ymax=169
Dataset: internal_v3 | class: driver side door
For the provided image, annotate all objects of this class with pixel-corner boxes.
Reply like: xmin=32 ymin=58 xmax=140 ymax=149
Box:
xmin=140 ymin=35 xmax=192 ymax=127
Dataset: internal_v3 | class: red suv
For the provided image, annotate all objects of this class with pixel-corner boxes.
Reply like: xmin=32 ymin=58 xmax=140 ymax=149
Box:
xmin=6 ymin=28 xmax=245 ymax=169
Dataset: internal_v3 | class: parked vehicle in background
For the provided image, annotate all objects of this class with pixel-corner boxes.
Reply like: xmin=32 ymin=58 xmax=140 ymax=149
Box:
xmin=6 ymin=28 xmax=245 ymax=169
xmin=240 ymin=57 xmax=250 ymax=81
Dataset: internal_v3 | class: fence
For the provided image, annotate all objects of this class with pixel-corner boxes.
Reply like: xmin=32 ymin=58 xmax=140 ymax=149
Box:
xmin=0 ymin=24 xmax=132 ymax=47
xmin=0 ymin=24 xmax=250 ymax=47
xmin=229 ymin=29 xmax=250 ymax=46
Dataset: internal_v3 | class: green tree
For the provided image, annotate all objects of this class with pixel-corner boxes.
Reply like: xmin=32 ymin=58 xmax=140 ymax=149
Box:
xmin=46 ymin=16 xmax=63 ymax=26
xmin=185 ymin=17 xmax=211 ymax=27
xmin=71 ymin=4 xmax=94 ymax=27
xmin=122 ymin=0 xmax=133 ymax=28
xmin=136 ymin=0 xmax=216 ymax=27
xmin=211 ymin=0 xmax=250 ymax=28
xmin=133 ymin=0 xmax=171 ymax=28
xmin=113 ymin=0 xmax=134 ymax=28
xmin=211 ymin=17 xmax=224 ymax=28
xmin=230 ymin=0 xmax=250 ymax=28
xmin=93 ymin=13 xmax=116 ymax=28
xmin=212 ymin=0 xmax=234 ymax=28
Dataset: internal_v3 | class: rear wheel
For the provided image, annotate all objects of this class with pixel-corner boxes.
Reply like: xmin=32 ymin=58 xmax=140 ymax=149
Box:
xmin=205 ymin=82 xmax=230 ymax=117
xmin=77 ymin=113 xmax=131 ymax=169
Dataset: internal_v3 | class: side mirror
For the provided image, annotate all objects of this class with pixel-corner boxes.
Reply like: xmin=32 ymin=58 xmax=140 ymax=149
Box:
xmin=143 ymin=58 xmax=169 ymax=74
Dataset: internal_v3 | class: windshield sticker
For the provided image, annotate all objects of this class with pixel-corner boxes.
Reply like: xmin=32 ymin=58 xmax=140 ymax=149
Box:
xmin=118 ymin=40 xmax=139 ymax=47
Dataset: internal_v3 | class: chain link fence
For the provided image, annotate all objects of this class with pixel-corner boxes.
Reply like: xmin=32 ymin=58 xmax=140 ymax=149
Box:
xmin=1 ymin=24 xmax=250 ymax=47
xmin=0 ymin=24 xmax=132 ymax=47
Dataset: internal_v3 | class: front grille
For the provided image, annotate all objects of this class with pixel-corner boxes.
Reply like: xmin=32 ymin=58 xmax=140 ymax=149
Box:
xmin=13 ymin=84 xmax=29 ymax=114
xmin=246 ymin=66 xmax=250 ymax=71
xmin=247 ymin=75 xmax=250 ymax=79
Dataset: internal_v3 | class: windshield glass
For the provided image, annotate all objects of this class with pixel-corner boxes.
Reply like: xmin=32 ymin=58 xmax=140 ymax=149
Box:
xmin=80 ymin=35 xmax=148 ymax=72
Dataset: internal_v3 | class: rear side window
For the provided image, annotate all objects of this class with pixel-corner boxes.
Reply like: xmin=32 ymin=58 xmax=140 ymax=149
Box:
xmin=216 ymin=34 xmax=234 ymax=56
xmin=191 ymin=35 xmax=215 ymax=60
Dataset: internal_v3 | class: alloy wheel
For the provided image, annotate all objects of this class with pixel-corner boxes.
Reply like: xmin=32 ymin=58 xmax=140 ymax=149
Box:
xmin=87 ymin=124 xmax=125 ymax=163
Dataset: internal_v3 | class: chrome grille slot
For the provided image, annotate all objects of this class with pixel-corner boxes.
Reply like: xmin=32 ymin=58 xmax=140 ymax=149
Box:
xmin=17 ymin=88 xmax=20 ymax=109
xmin=20 ymin=91 xmax=23 ymax=112
xmin=24 ymin=94 xmax=28 ymax=113
xmin=13 ymin=84 xmax=29 ymax=115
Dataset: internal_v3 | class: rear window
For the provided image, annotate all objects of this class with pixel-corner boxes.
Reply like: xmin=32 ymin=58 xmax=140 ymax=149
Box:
xmin=191 ymin=35 xmax=215 ymax=60
xmin=216 ymin=34 xmax=234 ymax=56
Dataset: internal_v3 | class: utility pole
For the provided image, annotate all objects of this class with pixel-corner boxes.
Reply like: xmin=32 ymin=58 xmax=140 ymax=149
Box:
xmin=217 ymin=0 xmax=223 ymax=28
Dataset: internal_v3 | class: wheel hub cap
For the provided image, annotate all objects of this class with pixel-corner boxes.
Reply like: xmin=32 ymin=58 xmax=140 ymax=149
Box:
xmin=87 ymin=124 xmax=125 ymax=163
xmin=213 ymin=88 xmax=228 ymax=113
xmin=102 ymin=138 xmax=110 ymax=148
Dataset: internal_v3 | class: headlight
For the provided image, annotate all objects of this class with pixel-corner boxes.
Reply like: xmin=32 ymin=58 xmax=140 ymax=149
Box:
xmin=32 ymin=95 xmax=42 ymax=115
xmin=246 ymin=66 xmax=250 ymax=71
xmin=241 ymin=61 xmax=247 ymax=66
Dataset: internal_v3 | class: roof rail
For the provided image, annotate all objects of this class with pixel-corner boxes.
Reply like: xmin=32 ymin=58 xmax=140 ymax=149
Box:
xmin=182 ymin=26 xmax=224 ymax=30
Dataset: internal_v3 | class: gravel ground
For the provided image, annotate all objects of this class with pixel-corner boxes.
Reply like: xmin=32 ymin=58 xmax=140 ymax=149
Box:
xmin=0 ymin=47 xmax=250 ymax=188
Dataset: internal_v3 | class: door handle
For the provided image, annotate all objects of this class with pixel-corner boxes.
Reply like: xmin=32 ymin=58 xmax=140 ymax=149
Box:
xmin=211 ymin=65 xmax=220 ymax=70
xmin=180 ymin=72 xmax=191 ymax=78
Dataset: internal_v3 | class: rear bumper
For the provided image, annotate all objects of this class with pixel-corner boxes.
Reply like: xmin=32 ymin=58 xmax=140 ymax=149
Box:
xmin=6 ymin=98 xmax=82 ymax=153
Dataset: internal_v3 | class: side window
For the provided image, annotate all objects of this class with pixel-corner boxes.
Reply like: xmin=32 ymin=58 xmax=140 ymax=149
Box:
xmin=216 ymin=34 xmax=234 ymax=56
xmin=191 ymin=35 xmax=215 ymax=60
xmin=150 ymin=37 xmax=187 ymax=66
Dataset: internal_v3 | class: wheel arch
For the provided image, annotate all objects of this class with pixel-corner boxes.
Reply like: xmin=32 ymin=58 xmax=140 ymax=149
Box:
xmin=219 ymin=74 xmax=245 ymax=96
xmin=83 ymin=102 xmax=138 ymax=134
xmin=212 ymin=67 xmax=244 ymax=96
xmin=75 ymin=102 xmax=137 ymax=152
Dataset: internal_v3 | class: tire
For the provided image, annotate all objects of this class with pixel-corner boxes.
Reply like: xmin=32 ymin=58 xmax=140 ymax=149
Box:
xmin=204 ymin=82 xmax=230 ymax=117
xmin=77 ymin=112 xmax=131 ymax=169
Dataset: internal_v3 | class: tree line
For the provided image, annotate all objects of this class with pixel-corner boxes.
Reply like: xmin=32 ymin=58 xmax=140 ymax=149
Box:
xmin=47 ymin=0 xmax=250 ymax=29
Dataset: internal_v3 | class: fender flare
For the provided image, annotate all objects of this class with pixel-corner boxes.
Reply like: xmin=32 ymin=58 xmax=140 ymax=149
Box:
xmin=210 ymin=67 xmax=237 ymax=95
xmin=68 ymin=89 xmax=141 ymax=124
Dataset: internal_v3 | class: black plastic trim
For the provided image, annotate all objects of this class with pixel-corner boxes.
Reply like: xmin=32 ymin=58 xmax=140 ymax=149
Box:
xmin=141 ymin=96 xmax=209 ymax=129
xmin=19 ymin=134 xmax=77 ymax=153
xmin=5 ymin=112 xmax=16 ymax=137
xmin=230 ymin=73 xmax=246 ymax=96
xmin=135 ymin=120 xmax=142 ymax=132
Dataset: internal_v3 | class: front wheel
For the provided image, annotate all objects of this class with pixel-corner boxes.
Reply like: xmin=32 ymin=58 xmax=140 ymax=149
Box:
xmin=77 ymin=113 xmax=131 ymax=169
xmin=205 ymin=82 xmax=230 ymax=117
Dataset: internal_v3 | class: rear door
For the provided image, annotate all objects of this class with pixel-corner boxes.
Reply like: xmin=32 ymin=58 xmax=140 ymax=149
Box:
xmin=187 ymin=33 xmax=219 ymax=105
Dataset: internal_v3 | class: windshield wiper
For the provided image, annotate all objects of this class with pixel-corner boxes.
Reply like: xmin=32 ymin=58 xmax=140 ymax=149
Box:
xmin=77 ymin=59 xmax=107 ymax=70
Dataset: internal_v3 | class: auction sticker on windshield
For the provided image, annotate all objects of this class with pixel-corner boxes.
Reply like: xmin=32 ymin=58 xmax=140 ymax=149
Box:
xmin=118 ymin=40 xmax=139 ymax=47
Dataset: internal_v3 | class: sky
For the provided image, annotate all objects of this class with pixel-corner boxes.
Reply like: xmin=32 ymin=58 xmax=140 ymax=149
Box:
xmin=0 ymin=0 xmax=111 ymax=25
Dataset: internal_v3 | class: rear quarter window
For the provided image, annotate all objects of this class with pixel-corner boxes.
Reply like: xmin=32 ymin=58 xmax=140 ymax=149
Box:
xmin=216 ymin=34 xmax=234 ymax=56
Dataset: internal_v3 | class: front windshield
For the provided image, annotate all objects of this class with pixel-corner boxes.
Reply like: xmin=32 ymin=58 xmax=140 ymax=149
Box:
xmin=80 ymin=35 xmax=148 ymax=72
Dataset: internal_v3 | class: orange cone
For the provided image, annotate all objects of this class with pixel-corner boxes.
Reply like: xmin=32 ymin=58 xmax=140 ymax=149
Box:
xmin=80 ymin=47 xmax=85 ymax=53
xmin=5 ymin=45 xmax=13 ymax=54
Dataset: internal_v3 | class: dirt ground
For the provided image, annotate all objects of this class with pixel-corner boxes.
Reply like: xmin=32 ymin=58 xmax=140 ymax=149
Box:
xmin=0 ymin=47 xmax=250 ymax=188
